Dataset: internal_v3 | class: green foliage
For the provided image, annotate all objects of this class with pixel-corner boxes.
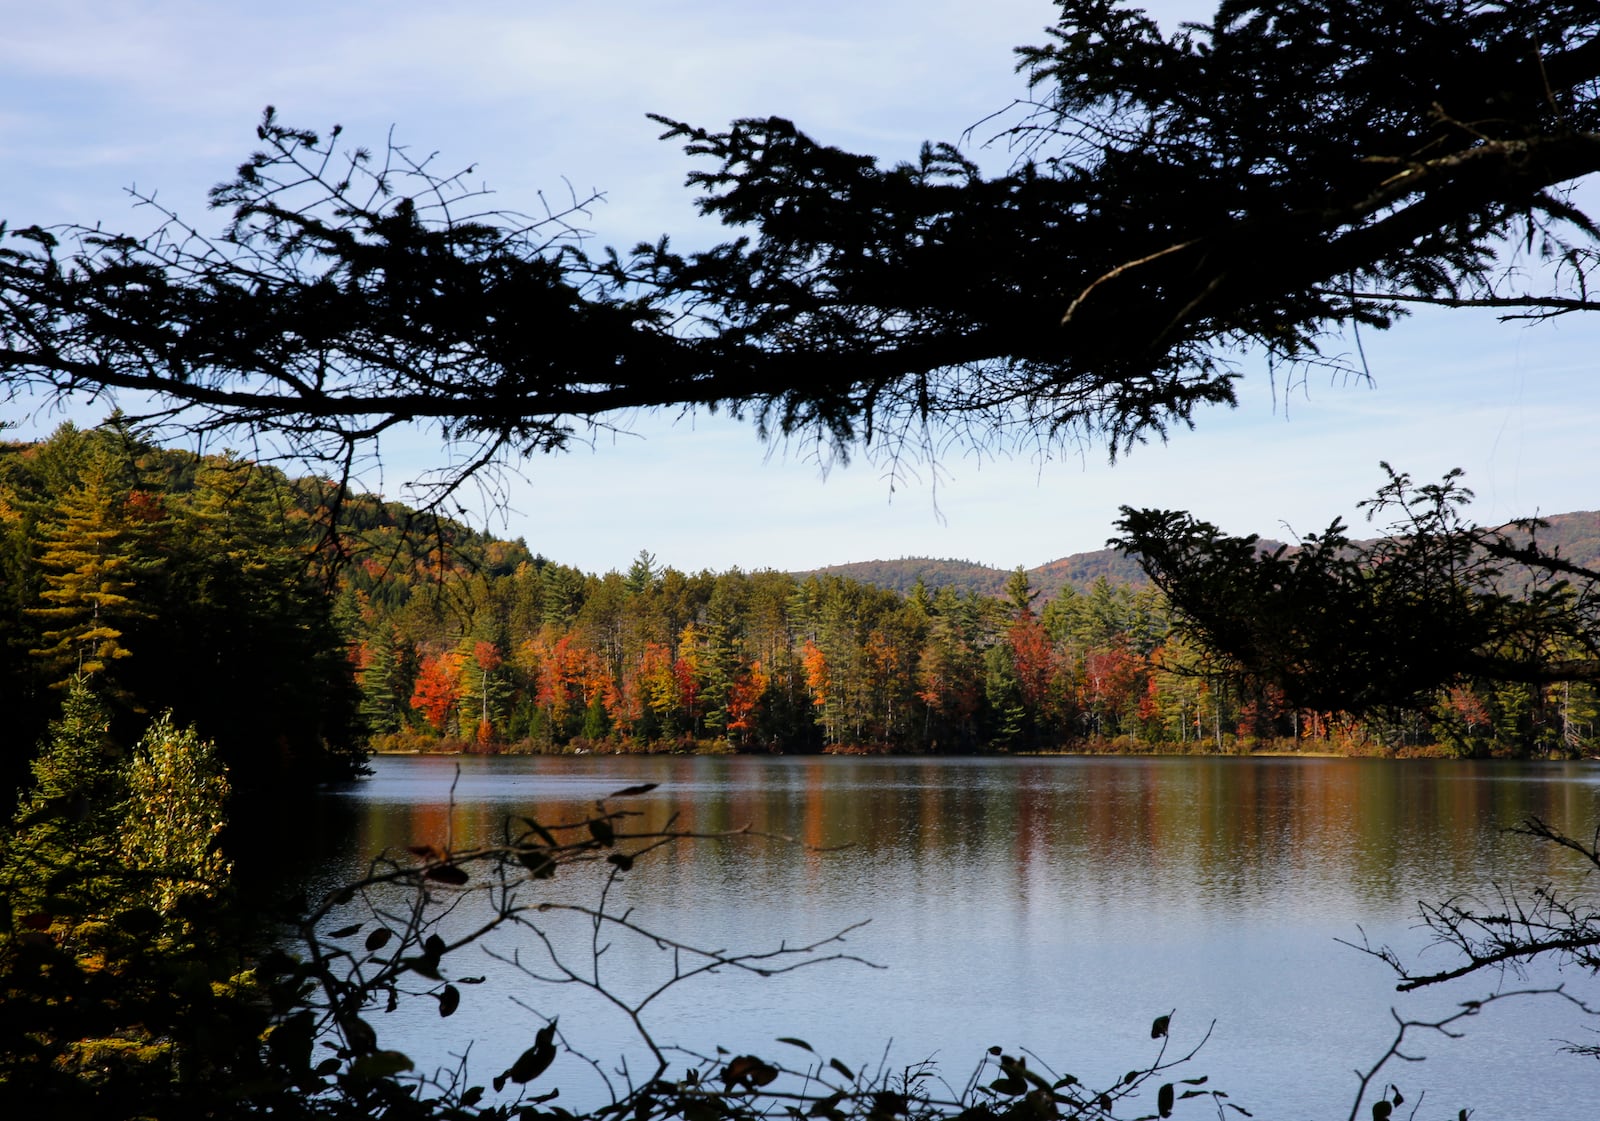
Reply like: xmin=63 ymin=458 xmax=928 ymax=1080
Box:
xmin=122 ymin=714 xmax=232 ymax=913
xmin=0 ymin=690 xmax=263 ymax=1116
xmin=0 ymin=423 xmax=365 ymax=807
xmin=302 ymin=459 xmax=1600 ymax=760
xmin=11 ymin=426 xmax=1600 ymax=778
xmin=4 ymin=680 xmax=125 ymax=893
xmin=25 ymin=440 xmax=153 ymax=689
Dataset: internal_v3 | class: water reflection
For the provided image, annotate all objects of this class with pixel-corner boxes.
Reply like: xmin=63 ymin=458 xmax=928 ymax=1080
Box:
xmin=303 ymin=755 xmax=1600 ymax=1117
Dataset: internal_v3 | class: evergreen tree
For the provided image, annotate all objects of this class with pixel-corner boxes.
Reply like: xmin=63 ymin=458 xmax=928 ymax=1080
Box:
xmin=26 ymin=449 xmax=154 ymax=690
xmin=1003 ymin=567 xmax=1038 ymax=618
xmin=126 ymin=453 xmax=365 ymax=790
xmin=0 ymin=689 xmax=263 ymax=1115
xmin=3 ymin=679 xmax=124 ymax=901
xmin=624 ymin=548 xmax=660 ymax=595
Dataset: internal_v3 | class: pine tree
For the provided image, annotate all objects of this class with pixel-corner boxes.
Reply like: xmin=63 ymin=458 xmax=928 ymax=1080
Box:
xmin=3 ymin=679 xmax=124 ymax=890
xmin=26 ymin=452 xmax=153 ymax=688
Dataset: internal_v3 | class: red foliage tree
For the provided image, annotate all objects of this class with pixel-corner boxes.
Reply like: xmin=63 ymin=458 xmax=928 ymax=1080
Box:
xmin=1008 ymin=612 xmax=1056 ymax=713
xmin=410 ymin=650 xmax=464 ymax=732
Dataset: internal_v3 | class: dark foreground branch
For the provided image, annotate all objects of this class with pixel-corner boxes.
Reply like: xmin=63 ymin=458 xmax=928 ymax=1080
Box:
xmin=268 ymin=780 xmax=1239 ymax=1120
xmin=7 ymin=1 xmax=1600 ymax=504
xmin=1344 ymin=817 xmax=1600 ymax=993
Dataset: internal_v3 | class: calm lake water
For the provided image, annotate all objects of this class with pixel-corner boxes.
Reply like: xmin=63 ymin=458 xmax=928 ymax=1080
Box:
xmin=299 ymin=754 xmax=1600 ymax=1118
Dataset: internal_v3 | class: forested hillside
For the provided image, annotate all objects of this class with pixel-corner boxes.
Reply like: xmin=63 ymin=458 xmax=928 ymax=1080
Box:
xmin=802 ymin=557 xmax=1014 ymax=599
xmin=5 ymin=424 xmax=1598 ymax=786
xmin=338 ymin=533 xmax=1176 ymax=756
xmin=1510 ymin=511 xmax=1600 ymax=568
xmin=0 ymin=422 xmax=365 ymax=810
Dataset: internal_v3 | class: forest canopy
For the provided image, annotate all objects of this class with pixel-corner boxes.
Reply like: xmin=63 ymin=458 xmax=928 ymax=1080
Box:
xmin=7 ymin=424 xmax=1597 ymax=800
xmin=2 ymin=0 xmax=1599 ymax=783
xmin=0 ymin=422 xmax=365 ymax=806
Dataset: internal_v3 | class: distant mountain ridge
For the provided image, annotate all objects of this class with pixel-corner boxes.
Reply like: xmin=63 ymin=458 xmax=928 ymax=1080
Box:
xmin=802 ymin=548 xmax=1149 ymax=601
xmin=1520 ymin=510 xmax=1600 ymax=567
xmin=801 ymin=510 xmax=1600 ymax=601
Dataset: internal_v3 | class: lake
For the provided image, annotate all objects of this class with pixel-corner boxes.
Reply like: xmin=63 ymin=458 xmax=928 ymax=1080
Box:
xmin=298 ymin=753 xmax=1600 ymax=1118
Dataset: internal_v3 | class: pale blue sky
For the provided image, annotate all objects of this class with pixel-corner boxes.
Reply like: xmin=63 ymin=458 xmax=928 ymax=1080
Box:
xmin=5 ymin=1 xmax=1595 ymax=575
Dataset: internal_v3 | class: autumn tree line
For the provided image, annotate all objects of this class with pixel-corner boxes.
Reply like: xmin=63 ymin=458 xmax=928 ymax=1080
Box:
xmin=5 ymin=422 xmax=1593 ymax=801
xmin=351 ymin=528 xmax=1597 ymax=760
xmin=346 ymin=535 xmax=1190 ymax=756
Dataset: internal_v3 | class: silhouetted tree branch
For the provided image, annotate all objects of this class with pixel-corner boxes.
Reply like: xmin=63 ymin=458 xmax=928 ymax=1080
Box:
xmin=3 ymin=2 xmax=1598 ymax=499
xmin=1346 ymin=817 xmax=1600 ymax=998
xmin=1344 ymin=988 xmax=1598 ymax=1121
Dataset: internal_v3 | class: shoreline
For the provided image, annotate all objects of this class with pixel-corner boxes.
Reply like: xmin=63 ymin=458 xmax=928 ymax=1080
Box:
xmin=366 ymin=740 xmax=1593 ymax=762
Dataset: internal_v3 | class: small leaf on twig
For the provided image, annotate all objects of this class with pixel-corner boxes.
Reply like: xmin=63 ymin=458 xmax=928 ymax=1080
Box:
xmin=517 ymin=848 xmax=556 ymax=878
xmin=520 ymin=817 xmax=559 ymax=847
xmin=721 ymin=1055 xmax=779 ymax=1089
xmin=503 ymin=1019 xmax=559 ymax=1085
xmin=350 ymin=1050 xmax=413 ymax=1079
xmin=365 ymin=927 xmax=392 ymax=951
xmin=343 ymin=1016 xmax=377 ymax=1054
xmin=425 ymin=862 xmax=469 ymax=885
xmin=870 ymin=1091 xmax=908 ymax=1118
xmin=808 ymin=1091 xmax=845 ymax=1117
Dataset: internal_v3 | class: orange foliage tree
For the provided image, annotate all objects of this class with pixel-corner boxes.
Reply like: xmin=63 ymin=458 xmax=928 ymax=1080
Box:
xmin=410 ymin=650 xmax=465 ymax=733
